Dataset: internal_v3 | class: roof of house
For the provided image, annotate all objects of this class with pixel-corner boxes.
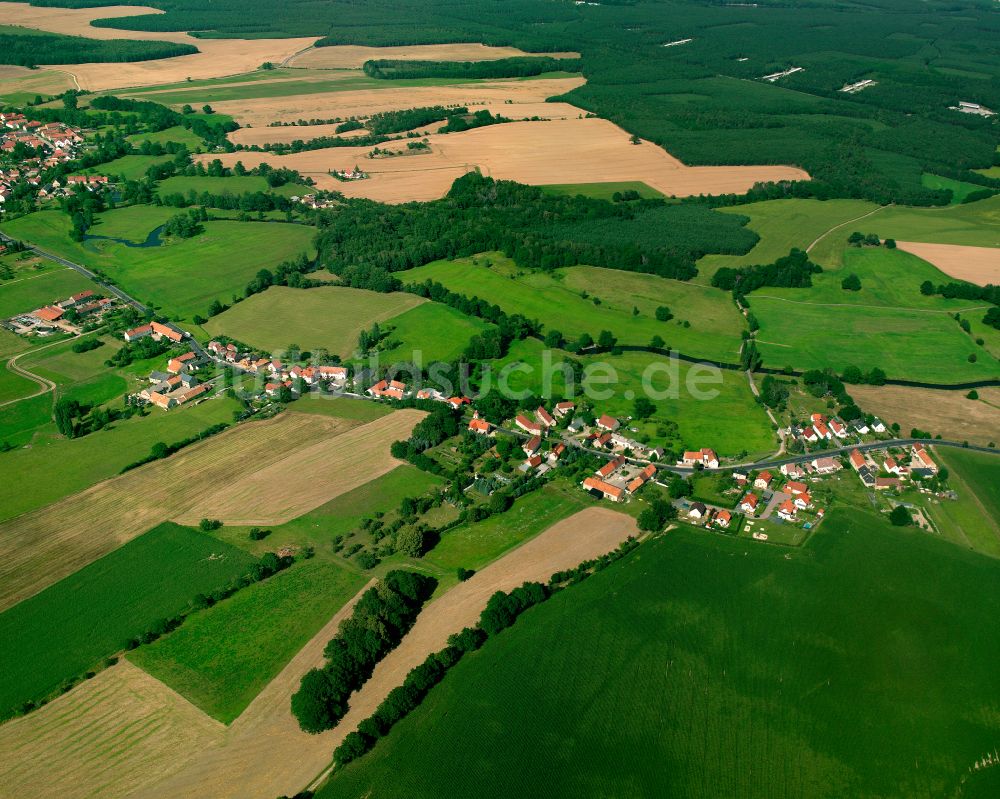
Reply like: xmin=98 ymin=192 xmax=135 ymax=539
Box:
xmin=583 ymin=476 xmax=624 ymax=499
xmin=596 ymin=455 xmax=626 ymax=478
xmin=689 ymin=501 xmax=707 ymax=515
xmin=524 ymin=435 xmax=542 ymax=452
xmin=849 ymin=449 xmax=865 ymax=469
xmin=715 ymin=510 xmax=732 ymax=523
xmin=32 ymin=305 xmax=63 ymax=322
xmin=785 ymin=480 xmax=807 ymax=495
xmin=597 ymin=414 xmax=619 ymax=429
xmin=536 ymin=406 xmax=555 ymax=425
xmin=741 ymin=493 xmax=759 ymax=508
xmin=795 ymin=492 xmax=811 ymax=505
xmin=469 ymin=416 xmax=492 ymax=433
xmin=778 ymin=499 xmax=796 ymax=515
xmin=756 ymin=471 xmax=773 ymax=483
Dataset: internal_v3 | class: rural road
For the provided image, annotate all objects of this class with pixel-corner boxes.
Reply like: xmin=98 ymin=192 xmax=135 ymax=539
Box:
xmin=130 ymin=507 xmax=639 ymax=799
xmin=1 ymin=347 xmax=56 ymax=408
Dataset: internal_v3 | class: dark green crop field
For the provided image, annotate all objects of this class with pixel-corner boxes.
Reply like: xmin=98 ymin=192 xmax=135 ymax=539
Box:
xmin=319 ymin=512 xmax=1000 ymax=799
xmin=0 ymin=523 xmax=255 ymax=721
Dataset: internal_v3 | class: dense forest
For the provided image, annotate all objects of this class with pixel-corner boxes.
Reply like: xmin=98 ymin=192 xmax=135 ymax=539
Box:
xmin=63 ymin=0 xmax=999 ymax=204
xmin=315 ymin=173 xmax=757 ymax=280
xmin=361 ymin=57 xmax=582 ymax=80
xmin=0 ymin=30 xmax=195 ymax=68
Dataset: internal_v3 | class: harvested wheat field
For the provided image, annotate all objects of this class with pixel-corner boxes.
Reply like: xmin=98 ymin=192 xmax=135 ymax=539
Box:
xmin=209 ymin=117 xmax=809 ymax=203
xmin=129 ymin=506 xmax=638 ymax=799
xmin=173 ymin=409 xmax=424 ymax=526
xmin=228 ymin=100 xmax=582 ymax=147
xmin=209 ymin=76 xmax=586 ymax=128
xmin=848 ymin=384 xmax=1000 ymax=447
xmin=0 ymin=409 xmax=419 ymax=612
xmin=289 ymin=43 xmax=578 ymax=69
xmin=0 ymin=2 xmax=317 ymax=91
xmin=0 ymin=64 xmax=75 ymax=99
xmin=0 ymin=659 xmax=225 ymax=799
xmin=895 ymin=241 xmax=1000 ymax=287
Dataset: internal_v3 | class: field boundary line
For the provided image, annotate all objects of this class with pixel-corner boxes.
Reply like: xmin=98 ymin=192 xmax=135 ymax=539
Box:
xmin=805 ymin=204 xmax=889 ymax=254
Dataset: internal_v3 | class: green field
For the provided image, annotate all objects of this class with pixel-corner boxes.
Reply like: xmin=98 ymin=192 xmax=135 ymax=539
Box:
xmin=1 ymin=210 xmax=316 ymax=320
xmin=0 ymin=395 xmax=240 ymax=523
xmin=399 ymin=255 xmax=746 ymax=362
xmin=126 ymin=125 xmax=206 ymax=149
xmin=492 ymin=340 xmax=777 ymax=457
xmin=696 ymin=198 xmax=879 ymax=276
xmin=927 ymin=449 xmax=1000 ymax=559
xmin=425 ymin=484 xmax=592 ymax=574
xmin=83 ymin=204 xmax=177 ymax=241
xmin=129 ymin=558 xmax=367 ymax=723
xmin=88 ymin=154 xmax=174 ymax=181
xmin=210 ymin=464 xmax=442 ymax=556
xmin=320 ymin=510 xmax=1000 ymax=799
xmin=205 ymin=285 xmax=489 ymax=362
xmin=155 ymin=175 xmax=309 ymax=199
xmin=0 ymin=266 xmax=95 ymax=317
xmin=0 ymin=522 xmax=254 ymax=720
xmin=292 ymin=394 xmax=393 ymax=422
xmin=872 ymin=195 xmax=1000 ymax=248
xmin=540 ymin=181 xmax=665 ymax=201
xmin=921 ymin=173 xmax=993 ymax=205
xmin=750 ymin=247 xmax=1000 ymax=382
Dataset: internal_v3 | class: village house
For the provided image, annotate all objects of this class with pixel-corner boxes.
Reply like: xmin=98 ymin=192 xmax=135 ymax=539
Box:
xmin=553 ymin=401 xmax=575 ymax=418
xmin=596 ymin=414 xmax=620 ymax=432
xmin=682 ymin=448 xmax=720 ymax=469
xmin=596 ymin=455 xmax=627 ymax=479
xmin=522 ymin=436 xmax=542 ymax=456
xmin=688 ymin=502 xmax=708 ymax=520
xmin=548 ymin=443 xmax=566 ymax=465
xmin=793 ymin=492 xmax=812 ymax=510
xmin=857 ymin=465 xmax=877 ymax=488
xmin=780 ymin=462 xmax=806 ymax=479
xmin=875 ymin=477 xmax=902 ymax=491
xmin=416 ymin=387 xmax=443 ymax=401
xmin=810 ymin=457 xmax=841 ymax=474
xmin=626 ymin=464 xmax=657 ymax=494
xmin=784 ymin=480 xmax=808 ymax=496
xmin=265 ymin=380 xmax=294 ymax=397
xmin=468 ymin=411 xmax=493 ymax=435
xmin=754 ymin=471 xmax=773 ymax=490
xmin=167 ymin=352 xmax=199 ymax=374
xmin=582 ymin=476 xmax=624 ymax=502
xmin=535 ymin=406 xmax=557 ymax=428
xmin=367 ymin=378 xmax=406 ymax=400
xmin=777 ymin=499 xmax=797 ymax=521
xmin=911 ymin=444 xmax=938 ymax=473
xmin=515 ymin=414 xmax=544 ymax=436
xmin=812 ymin=420 xmax=832 ymax=440
xmin=446 ymin=396 xmax=470 ymax=410
xmin=871 ymin=418 xmax=887 ymax=433
xmin=848 ymin=449 xmax=866 ymax=471
xmin=524 ymin=453 xmax=544 ymax=471
xmin=713 ymin=509 xmax=732 ymax=529
xmin=828 ymin=419 xmax=847 ymax=438
xmin=854 ymin=421 xmax=870 ymax=435
xmin=740 ymin=493 xmax=760 ymax=514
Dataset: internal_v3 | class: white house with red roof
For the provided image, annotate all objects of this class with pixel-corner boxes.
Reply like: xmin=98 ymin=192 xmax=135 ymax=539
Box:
xmin=535 ymin=406 xmax=556 ymax=428
xmin=468 ymin=411 xmax=493 ymax=435
xmin=740 ymin=493 xmax=759 ymax=514
xmin=793 ymin=492 xmax=812 ymax=510
xmin=911 ymin=444 xmax=937 ymax=473
xmin=781 ymin=462 xmax=806 ymax=479
xmin=553 ymin=401 xmax=575 ymax=418
xmin=522 ymin=435 xmax=542 ymax=456
xmin=754 ymin=471 xmax=773 ymax=490
xmin=848 ymin=449 xmax=866 ymax=471
xmin=784 ymin=480 xmax=808 ymax=496
xmin=515 ymin=414 xmax=543 ymax=435
xmin=777 ymin=499 xmax=797 ymax=520
xmin=828 ymin=419 xmax=847 ymax=438
xmin=596 ymin=414 xmax=620 ymax=432
xmin=368 ymin=379 xmax=406 ymax=400
xmin=682 ymin=448 xmax=719 ymax=469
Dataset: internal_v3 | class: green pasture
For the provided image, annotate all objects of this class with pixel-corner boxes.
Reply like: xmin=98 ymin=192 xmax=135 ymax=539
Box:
xmin=399 ymin=255 xmax=746 ymax=362
xmin=88 ymin=154 xmax=174 ymax=181
xmin=379 ymin=302 xmax=493 ymax=364
xmin=126 ymin=125 xmax=206 ymax=149
xmin=0 ymin=266 xmax=94 ymax=317
xmin=83 ymin=204 xmax=177 ymax=241
xmin=921 ymin=173 xmax=992 ymax=204
xmin=155 ymin=175 xmax=308 ymax=198
xmin=1 ymin=211 xmax=316 ymax=321
xmin=927 ymin=448 xmax=1000 ymax=559
xmin=320 ymin=510 xmax=1000 ymax=799
xmin=872 ymin=195 xmax=1000 ymax=248
xmin=129 ymin=558 xmax=367 ymax=723
xmin=0 ymin=522 xmax=254 ymax=720
xmin=750 ymin=247 xmax=1000 ymax=382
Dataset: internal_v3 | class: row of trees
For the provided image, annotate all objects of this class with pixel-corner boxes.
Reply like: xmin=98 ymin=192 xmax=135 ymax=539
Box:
xmin=361 ymin=56 xmax=582 ymax=80
xmin=291 ymin=571 xmax=437 ymax=734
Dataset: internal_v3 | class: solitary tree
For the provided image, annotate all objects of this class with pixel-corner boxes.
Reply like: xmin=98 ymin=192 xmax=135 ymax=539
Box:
xmin=889 ymin=506 xmax=911 ymax=526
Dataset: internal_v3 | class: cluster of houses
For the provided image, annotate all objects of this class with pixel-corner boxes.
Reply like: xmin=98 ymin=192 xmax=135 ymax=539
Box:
xmin=848 ymin=443 xmax=938 ymax=489
xmin=291 ymin=193 xmax=337 ymax=209
xmin=205 ymin=340 xmax=350 ymax=397
xmin=789 ymin=412 xmax=886 ymax=446
xmin=0 ymin=114 xmax=86 ymax=206
xmin=5 ymin=289 xmax=114 ymax=336
xmin=140 ymin=351 xmax=210 ymax=409
xmin=330 ymin=166 xmax=368 ymax=181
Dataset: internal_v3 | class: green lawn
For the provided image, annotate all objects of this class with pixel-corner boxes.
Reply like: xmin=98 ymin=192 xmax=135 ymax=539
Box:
xmin=320 ymin=510 xmax=1000 ymax=799
xmin=1 ymin=210 xmax=316 ymax=321
xmin=129 ymin=558 xmax=367 ymax=723
xmin=540 ymin=181 xmax=665 ymax=201
xmin=17 ymin=333 xmax=131 ymax=408
xmin=399 ymin=254 xmax=746 ymax=362
xmin=492 ymin=340 xmax=777 ymax=457
xmin=0 ymin=522 xmax=255 ymax=720
xmin=210 ymin=464 xmax=443 ymax=557
xmin=874 ymin=195 xmax=1000 ymax=248
xmin=0 ymin=395 xmax=240 ymax=523
xmin=83 ymin=204 xmax=177 ymax=241
xmin=696 ymin=198 xmax=878 ymax=277
xmin=379 ymin=302 xmax=493 ymax=364
xmin=0 ymin=267 xmax=95 ymax=317
xmin=750 ymin=247 xmax=1000 ymax=382
xmin=425 ymin=484 xmax=593 ymax=574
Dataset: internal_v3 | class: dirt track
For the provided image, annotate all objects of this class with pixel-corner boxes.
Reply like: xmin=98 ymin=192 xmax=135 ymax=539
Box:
xmin=895 ymin=241 xmax=1000 ymax=286
xmin=128 ymin=506 xmax=639 ymax=799
xmin=209 ymin=116 xmax=809 ymax=203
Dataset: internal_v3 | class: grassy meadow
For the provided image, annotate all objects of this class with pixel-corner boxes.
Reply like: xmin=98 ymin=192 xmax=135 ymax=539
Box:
xmin=126 ymin=125 xmax=207 ymax=149
xmin=1 ymin=210 xmax=316 ymax=321
xmin=0 ymin=395 xmax=240 ymax=523
xmin=492 ymin=340 xmax=776 ymax=457
xmin=926 ymin=448 xmax=1000 ymax=559
xmin=750 ymin=247 xmax=1000 ymax=382
xmin=89 ymin=154 xmax=174 ymax=181
xmin=0 ymin=523 xmax=254 ymax=720
xmin=400 ymin=255 xmax=746 ymax=362
xmin=0 ymin=266 xmax=95 ymax=318
xmin=129 ymin=558 xmax=367 ymax=723
xmin=320 ymin=511 xmax=1000 ymax=799
xmin=921 ymin=174 xmax=992 ymax=204
xmin=155 ymin=175 xmax=309 ymax=199
xmin=205 ymin=285 xmax=490 ymax=362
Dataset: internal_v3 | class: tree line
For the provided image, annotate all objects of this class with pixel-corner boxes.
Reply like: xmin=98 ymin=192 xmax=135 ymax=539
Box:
xmin=0 ymin=31 xmax=195 ymax=68
xmin=361 ymin=56 xmax=582 ymax=80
